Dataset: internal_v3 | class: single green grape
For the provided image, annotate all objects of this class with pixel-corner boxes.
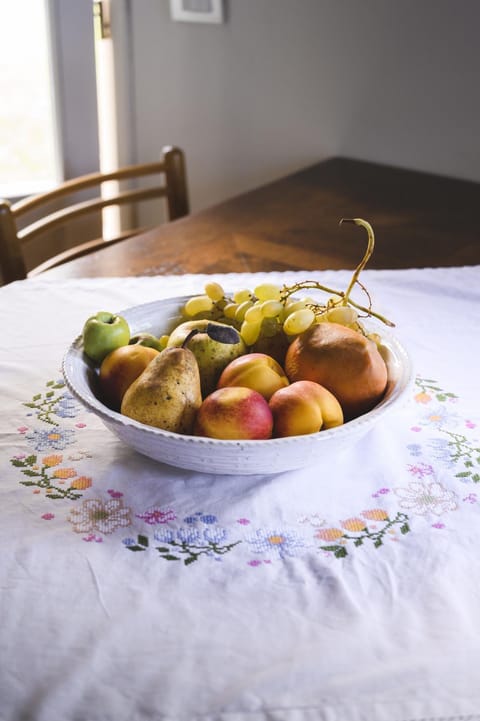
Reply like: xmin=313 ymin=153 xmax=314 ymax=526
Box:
xmin=326 ymin=306 xmax=358 ymax=325
xmin=204 ymin=281 xmax=225 ymax=302
xmin=254 ymin=283 xmax=281 ymax=301
xmin=235 ymin=299 xmax=254 ymax=322
xmin=240 ymin=319 xmax=262 ymax=345
xmin=260 ymin=317 xmax=282 ymax=338
xmin=223 ymin=303 xmax=238 ymax=319
xmin=184 ymin=295 xmax=214 ymax=316
xmin=244 ymin=303 xmax=264 ymax=323
xmin=261 ymin=300 xmax=284 ymax=318
xmin=233 ymin=289 xmax=252 ymax=304
xmin=283 ymin=308 xmax=315 ymax=335
xmin=284 ymin=299 xmax=308 ymax=315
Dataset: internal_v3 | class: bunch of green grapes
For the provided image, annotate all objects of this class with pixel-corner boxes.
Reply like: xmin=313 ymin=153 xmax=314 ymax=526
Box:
xmin=176 ymin=220 xmax=394 ymax=348
xmin=180 ymin=281 xmax=365 ymax=347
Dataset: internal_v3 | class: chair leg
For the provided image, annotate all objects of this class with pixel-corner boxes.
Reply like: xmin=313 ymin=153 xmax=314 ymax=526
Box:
xmin=0 ymin=201 xmax=27 ymax=283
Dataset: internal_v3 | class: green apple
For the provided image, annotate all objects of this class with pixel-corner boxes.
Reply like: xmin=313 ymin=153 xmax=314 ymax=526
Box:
xmin=82 ymin=311 xmax=130 ymax=364
xmin=129 ymin=332 xmax=165 ymax=351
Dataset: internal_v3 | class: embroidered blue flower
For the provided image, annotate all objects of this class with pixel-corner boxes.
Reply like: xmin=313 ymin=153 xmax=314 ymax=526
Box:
xmin=55 ymin=392 xmax=80 ymax=418
xmin=427 ymin=438 xmax=456 ymax=468
xmin=199 ymin=514 xmax=217 ymax=524
xmin=122 ymin=537 xmax=136 ymax=546
xmin=25 ymin=427 xmax=76 ymax=451
xmin=246 ymin=528 xmax=306 ymax=559
xmin=407 ymin=443 xmax=422 ymax=457
xmin=203 ymin=526 xmax=228 ymax=544
xmin=177 ymin=527 xmax=202 ymax=544
xmin=153 ymin=528 xmax=176 ymax=544
xmin=183 ymin=512 xmax=218 ymax=525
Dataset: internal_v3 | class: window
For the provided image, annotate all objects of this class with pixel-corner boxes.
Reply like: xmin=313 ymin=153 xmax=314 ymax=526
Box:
xmin=0 ymin=0 xmax=60 ymax=199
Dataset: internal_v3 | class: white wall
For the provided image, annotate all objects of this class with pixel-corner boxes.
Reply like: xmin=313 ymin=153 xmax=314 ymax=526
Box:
xmin=129 ymin=0 xmax=479 ymax=212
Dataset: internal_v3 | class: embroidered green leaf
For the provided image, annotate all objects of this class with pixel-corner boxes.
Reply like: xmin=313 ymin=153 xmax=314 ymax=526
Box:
xmin=374 ymin=538 xmax=383 ymax=548
xmin=155 ymin=546 xmax=170 ymax=553
xmin=137 ymin=534 xmax=149 ymax=547
xmin=354 ymin=538 xmax=363 ymax=546
xmin=320 ymin=544 xmax=348 ymax=558
xmin=126 ymin=545 xmax=147 ymax=552
xmin=400 ymin=523 xmax=410 ymax=534
xmin=184 ymin=556 xmax=197 ymax=565
xmin=160 ymin=554 xmax=181 ymax=561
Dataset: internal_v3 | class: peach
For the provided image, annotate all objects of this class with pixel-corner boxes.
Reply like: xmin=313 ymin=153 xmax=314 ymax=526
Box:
xmin=194 ymin=387 xmax=273 ymax=440
xmin=285 ymin=323 xmax=387 ymax=420
xmin=269 ymin=380 xmax=343 ymax=437
xmin=99 ymin=344 xmax=159 ymax=410
xmin=217 ymin=352 xmax=289 ymax=400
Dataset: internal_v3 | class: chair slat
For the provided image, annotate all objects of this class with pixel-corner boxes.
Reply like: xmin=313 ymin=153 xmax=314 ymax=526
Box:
xmin=18 ymin=186 xmax=167 ymax=243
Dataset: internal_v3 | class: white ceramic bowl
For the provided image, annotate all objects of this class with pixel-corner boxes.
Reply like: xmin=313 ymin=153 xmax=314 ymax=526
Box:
xmin=62 ymin=296 xmax=413 ymax=475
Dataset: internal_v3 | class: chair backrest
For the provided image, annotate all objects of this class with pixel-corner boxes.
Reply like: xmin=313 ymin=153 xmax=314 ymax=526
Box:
xmin=0 ymin=145 xmax=189 ymax=284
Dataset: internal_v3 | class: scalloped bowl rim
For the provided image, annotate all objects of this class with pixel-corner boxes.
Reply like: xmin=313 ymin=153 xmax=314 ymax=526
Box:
xmin=62 ymin=295 xmax=414 ymax=474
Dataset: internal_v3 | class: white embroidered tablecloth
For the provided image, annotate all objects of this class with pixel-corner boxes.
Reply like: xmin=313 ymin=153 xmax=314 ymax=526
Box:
xmin=1 ymin=267 xmax=480 ymax=721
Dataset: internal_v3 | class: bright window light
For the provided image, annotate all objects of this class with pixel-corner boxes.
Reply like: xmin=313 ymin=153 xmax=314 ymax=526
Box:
xmin=0 ymin=0 xmax=60 ymax=198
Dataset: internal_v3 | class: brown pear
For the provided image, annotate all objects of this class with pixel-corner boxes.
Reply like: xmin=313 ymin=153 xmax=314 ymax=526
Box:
xmin=120 ymin=346 xmax=202 ymax=434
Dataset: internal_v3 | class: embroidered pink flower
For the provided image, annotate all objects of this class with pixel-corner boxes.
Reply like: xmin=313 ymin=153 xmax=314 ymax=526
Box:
xmin=41 ymin=513 xmax=55 ymax=520
xmin=136 ymin=508 xmax=176 ymax=525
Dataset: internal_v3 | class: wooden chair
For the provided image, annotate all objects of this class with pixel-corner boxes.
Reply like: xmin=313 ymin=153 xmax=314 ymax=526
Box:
xmin=0 ymin=145 xmax=189 ymax=284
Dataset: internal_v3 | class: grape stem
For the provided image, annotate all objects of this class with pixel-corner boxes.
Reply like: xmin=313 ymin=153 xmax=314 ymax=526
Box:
xmin=280 ymin=218 xmax=395 ymax=327
xmin=340 ymin=218 xmax=374 ymax=306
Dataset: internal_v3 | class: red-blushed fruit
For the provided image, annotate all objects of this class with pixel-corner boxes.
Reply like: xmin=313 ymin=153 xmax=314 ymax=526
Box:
xmin=99 ymin=344 xmax=159 ymax=411
xmin=269 ymin=380 xmax=344 ymax=437
xmin=217 ymin=352 xmax=289 ymax=400
xmin=194 ymin=386 xmax=273 ymax=440
xmin=285 ymin=322 xmax=387 ymax=420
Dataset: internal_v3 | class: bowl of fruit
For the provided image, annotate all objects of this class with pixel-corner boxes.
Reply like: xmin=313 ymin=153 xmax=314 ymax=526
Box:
xmin=63 ymin=219 xmax=413 ymax=475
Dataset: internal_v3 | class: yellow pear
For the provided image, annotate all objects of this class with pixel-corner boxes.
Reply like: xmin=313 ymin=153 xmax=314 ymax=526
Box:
xmin=120 ymin=346 xmax=202 ymax=434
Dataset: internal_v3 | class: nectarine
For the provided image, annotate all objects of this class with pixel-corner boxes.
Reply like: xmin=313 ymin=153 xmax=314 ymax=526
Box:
xmin=194 ymin=387 xmax=273 ymax=440
xmin=285 ymin=322 xmax=387 ymax=420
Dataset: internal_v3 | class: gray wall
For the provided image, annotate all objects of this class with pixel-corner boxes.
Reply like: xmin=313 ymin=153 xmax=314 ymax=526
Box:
xmin=128 ymin=0 xmax=480 ymax=214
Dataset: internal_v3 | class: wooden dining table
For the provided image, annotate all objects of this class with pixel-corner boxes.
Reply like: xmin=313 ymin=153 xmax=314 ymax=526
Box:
xmin=41 ymin=156 xmax=480 ymax=279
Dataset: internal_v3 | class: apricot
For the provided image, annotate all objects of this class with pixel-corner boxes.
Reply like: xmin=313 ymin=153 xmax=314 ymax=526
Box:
xmin=99 ymin=344 xmax=159 ymax=411
xmin=269 ymin=380 xmax=343 ymax=437
xmin=285 ymin=322 xmax=387 ymax=420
